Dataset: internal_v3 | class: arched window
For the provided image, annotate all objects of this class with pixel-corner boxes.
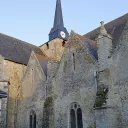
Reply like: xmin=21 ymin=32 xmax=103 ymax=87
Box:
xmin=70 ymin=103 xmax=83 ymax=128
xmin=30 ymin=110 xmax=36 ymax=128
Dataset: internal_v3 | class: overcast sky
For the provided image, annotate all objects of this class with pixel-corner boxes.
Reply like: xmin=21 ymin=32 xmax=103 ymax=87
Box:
xmin=0 ymin=0 xmax=127 ymax=46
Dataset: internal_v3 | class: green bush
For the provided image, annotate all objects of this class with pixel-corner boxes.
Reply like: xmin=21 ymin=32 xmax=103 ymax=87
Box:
xmin=94 ymin=86 xmax=108 ymax=107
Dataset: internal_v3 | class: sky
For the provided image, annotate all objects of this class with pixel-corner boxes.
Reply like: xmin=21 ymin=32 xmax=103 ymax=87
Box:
xmin=0 ymin=0 xmax=128 ymax=46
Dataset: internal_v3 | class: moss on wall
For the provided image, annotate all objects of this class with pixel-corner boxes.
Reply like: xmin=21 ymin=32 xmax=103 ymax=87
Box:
xmin=84 ymin=53 xmax=93 ymax=63
xmin=44 ymin=97 xmax=53 ymax=108
xmin=94 ymin=86 xmax=108 ymax=107
xmin=43 ymin=97 xmax=54 ymax=128
xmin=87 ymin=124 xmax=96 ymax=128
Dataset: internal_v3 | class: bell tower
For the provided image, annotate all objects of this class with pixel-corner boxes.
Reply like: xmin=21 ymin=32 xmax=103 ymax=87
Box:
xmin=49 ymin=0 xmax=69 ymax=41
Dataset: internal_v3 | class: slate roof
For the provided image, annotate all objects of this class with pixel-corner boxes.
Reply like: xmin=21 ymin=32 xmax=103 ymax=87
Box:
xmin=0 ymin=33 xmax=45 ymax=65
xmin=77 ymin=34 xmax=98 ymax=60
xmin=51 ymin=0 xmax=64 ymax=32
xmin=66 ymin=14 xmax=128 ymax=61
xmin=35 ymin=54 xmax=48 ymax=76
xmin=49 ymin=0 xmax=69 ymax=41
xmin=83 ymin=13 xmax=128 ymax=48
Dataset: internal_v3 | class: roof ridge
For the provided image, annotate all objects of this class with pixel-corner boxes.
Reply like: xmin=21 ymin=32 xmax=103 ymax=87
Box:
xmin=0 ymin=32 xmax=38 ymax=48
xmin=77 ymin=33 xmax=96 ymax=43
xmin=105 ymin=13 xmax=128 ymax=25
xmin=84 ymin=13 xmax=128 ymax=37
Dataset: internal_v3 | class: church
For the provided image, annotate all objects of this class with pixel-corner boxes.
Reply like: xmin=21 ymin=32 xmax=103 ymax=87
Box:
xmin=0 ymin=0 xmax=128 ymax=128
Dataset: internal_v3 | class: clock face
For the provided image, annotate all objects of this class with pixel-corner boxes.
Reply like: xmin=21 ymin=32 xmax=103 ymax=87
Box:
xmin=60 ymin=31 xmax=66 ymax=38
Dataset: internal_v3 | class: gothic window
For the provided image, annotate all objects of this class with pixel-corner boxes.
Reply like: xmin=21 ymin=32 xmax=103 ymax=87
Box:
xmin=30 ymin=110 xmax=36 ymax=128
xmin=70 ymin=103 xmax=83 ymax=128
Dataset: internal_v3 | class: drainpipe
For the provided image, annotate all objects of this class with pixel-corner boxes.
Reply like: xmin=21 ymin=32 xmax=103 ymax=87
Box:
xmin=94 ymin=71 xmax=98 ymax=93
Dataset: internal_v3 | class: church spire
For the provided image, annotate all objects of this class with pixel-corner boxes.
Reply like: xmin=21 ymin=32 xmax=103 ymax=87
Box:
xmin=53 ymin=0 xmax=64 ymax=27
xmin=49 ymin=0 xmax=69 ymax=41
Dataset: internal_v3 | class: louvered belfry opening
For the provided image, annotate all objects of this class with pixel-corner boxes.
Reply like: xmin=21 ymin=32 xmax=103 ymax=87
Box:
xmin=70 ymin=103 xmax=83 ymax=128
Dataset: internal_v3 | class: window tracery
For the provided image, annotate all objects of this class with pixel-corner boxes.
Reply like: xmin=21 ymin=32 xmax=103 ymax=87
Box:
xmin=70 ymin=103 xmax=83 ymax=128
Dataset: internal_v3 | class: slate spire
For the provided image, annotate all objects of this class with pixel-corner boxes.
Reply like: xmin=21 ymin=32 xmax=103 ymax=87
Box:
xmin=49 ymin=0 xmax=69 ymax=41
xmin=53 ymin=0 xmax=64 ymax=27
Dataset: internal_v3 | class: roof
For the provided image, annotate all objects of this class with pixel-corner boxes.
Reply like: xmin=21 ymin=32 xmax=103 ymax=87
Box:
xmin=77 ymin=34 xmax=98 ymax=60
xmin=0 ymin=33 xmax=45 ymax=65
xmin=35 ymin=54 xmax=48 ymax=76
xmin=83 ymin=13 xmax=128 ymax=48
xmin=50 ymin=0 xmax=64 ymax=34
xmin=49 ymin=0 xmax=69 ymax=41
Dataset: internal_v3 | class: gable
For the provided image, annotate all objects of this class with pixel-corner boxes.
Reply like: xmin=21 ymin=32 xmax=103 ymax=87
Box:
xmin=66 ymin=31 xmax=97 ymax=61
xmin=55 ymin=40 xmax=97 ymax=98
xmin=22 ymin=52 xmax=46 ymax=98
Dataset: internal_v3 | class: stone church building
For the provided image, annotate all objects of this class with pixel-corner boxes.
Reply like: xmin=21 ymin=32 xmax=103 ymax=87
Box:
xmin=0 ymin=0 xmax=128 ymax=128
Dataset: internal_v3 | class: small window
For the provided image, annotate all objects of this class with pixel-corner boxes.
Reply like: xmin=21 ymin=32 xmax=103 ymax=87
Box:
xmin=30 ymin=110 xmax=36 ymax=128
xmin=73 ymin=53 xmax=75 ymax=70
xmin=0 ymin=99 xmax=1 ymax=117
xmin=70 ymin=103 xmax=83 ymax=128
xmin=62 ymin=41 xmax=66 ymax=47
xmin=46 ymin=43 xmax=49 ymax=49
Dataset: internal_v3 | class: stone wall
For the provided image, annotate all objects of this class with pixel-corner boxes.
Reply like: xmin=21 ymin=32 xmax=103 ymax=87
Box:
xmin=94 ymin=107 xmax=118 ymax=128
xmin=17 ymin=52 xmax=47 ymax=128
xmin=94 ymin=21 xmax=128 ymax=128
xmin=108 ymin=21 xmax=128 ymax=128
xmin=4 ymin=60 xmax=26 ymax=128
xmin=40 ymin=38 xmax=66 ymax=61
xmin=97 ymin=36 xmax=112 ymax=71
xmin=46 ymin=60 xmax=60 ymax=97
xmin=53 ymin=44 xmax=97 ymax=128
